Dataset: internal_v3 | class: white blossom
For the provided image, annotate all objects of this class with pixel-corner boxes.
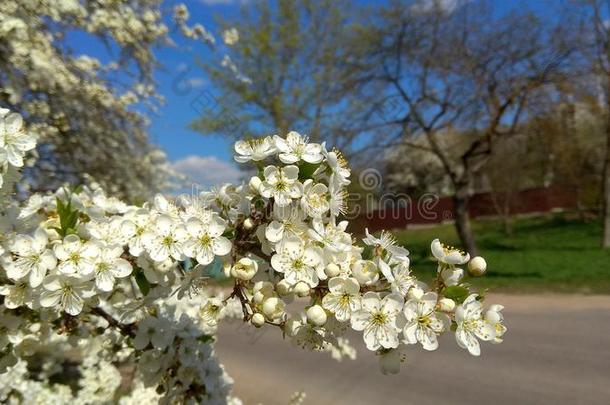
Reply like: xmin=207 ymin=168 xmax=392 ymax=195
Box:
xmin=274 ymin=131 xmax=323 ymax=164
xmin=39 ymin=275 xmax=94 ymax=315
xmin=455 ymin=294 xmax=497 ymax=356
xmin=6 ymin=228 xmax=56 ymax=287
xmin=234 ymin=137 xmax=276 ymax=163
xmin=271 ymin=237 xmax=323 ymax=287
xmin=54 ymin=235 xmax=100 ymax=277
xmin=93 ymin=246 xmax=132 ymax=292
xmin=322 ymin=276 xmax=361 ymax=322
xmin=0 ymin=107 xmax=508 ymax=399
xmin=350 ymin=292 xmax=403 ymax=351
xmin=141 ymin=215 xmax=187 ymax=262
xmin=259 ymin=165 xmax=302 ymax=207
xmin=265 ymin=203 xmax=307 ymax=244
xmin=398 ymin=292 xmax=449 ymax=351
xmin=431 ymin=239 xmax=470 ymax=265
xmin=485 ymin=305 xmax=507 ymax=343
xmin=183 ymin=216 xmax=232 ymax=265
xmin=301 ymin=180 xmax=330 ymax=218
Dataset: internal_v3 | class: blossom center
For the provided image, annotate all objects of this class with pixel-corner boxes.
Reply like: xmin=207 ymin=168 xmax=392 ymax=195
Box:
xmin=371 ymin=311 xmax=387 ymax=325
xmin=162 ymin=235 xmax=174 ymax=247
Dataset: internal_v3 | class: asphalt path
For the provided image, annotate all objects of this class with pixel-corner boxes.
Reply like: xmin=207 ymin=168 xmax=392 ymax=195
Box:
xmin=216 ymin=294 xmax=610 ymax=405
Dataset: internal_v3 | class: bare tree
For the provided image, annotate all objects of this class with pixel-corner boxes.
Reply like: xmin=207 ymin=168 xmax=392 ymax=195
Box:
xmin=190 ymin=0 xmax=359 ymax=149
xmin=584 ymin=0 xmax=610 ymax=247
xmin=345 ymin=0 xmax=569 ymax=254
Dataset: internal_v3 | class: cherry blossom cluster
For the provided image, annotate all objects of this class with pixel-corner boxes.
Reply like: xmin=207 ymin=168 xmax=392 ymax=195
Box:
xmin=0 ymin=108 xmax=506 ymax=403
xmin=0 ymin=108 xmax=36 ymax=189
xmin=0 ymin=1 xmax=232 ymax=200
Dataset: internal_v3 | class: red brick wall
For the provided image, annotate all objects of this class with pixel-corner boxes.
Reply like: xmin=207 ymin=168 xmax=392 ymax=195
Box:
xmin=353 ymin=186 xmax=577 ymax=233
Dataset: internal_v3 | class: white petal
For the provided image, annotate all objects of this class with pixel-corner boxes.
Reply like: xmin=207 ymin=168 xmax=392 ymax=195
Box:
xmin=96 ymin=271 xmax=116 ymax=292
xmin=39 ymin=290 xmax=62 ymax=308
xmin=265 ymin=221 xmax=285 ymax=243
xmin=110 ymin=258 xmax=133 ymax=278
xmin=212 ymin=236 xmax=232 ymax=256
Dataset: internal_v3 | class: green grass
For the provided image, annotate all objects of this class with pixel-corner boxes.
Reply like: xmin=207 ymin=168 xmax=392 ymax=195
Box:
xmin=393 ymin=214 xmax=610 ymax=293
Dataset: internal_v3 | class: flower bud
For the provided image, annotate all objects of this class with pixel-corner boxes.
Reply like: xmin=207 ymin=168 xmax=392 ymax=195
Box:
xmin=352 ymin=260 xmax=380 ymax=286
xmin=262 ymin=297 xmax=285 ymax=320
xmin=306 ymin=305 xmax=327 ymax=326
xmin=408 ymin=286 xmax=424 ymax=300
xmin=222 ymin=261 xmax=232 ymax=278
xmin=251 ymin=313 xmax=265 ymax=327
xmin=276 ymin=279 xmax=292 ymax=296
xmin=243 ymin=218 xmax=255 ymax=230
xmin=249 ymin=176 xmax=262 ymax=193
xmin=252 ymin=292 xmax=264 ymax=304
xmin=438 ymin=297 xmax=456 ymax=312
xmin=293 ymin=282 xmax=310 ymax=297
xmin=468 ymin=256 xmax=487 ymax=276
xmin=324 ymin=263 xmax=341 ymax=278
xmin=441 ymin=267 xmax=463 ymax=286
xmin=231 ymin=257 xmax=258 ymax=281
xmin=253 ymin=281 xmax=274 ymax=296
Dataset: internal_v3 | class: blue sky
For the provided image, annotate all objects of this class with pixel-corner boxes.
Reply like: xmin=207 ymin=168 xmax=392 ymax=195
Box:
xmin=70 ymin=0 xmax=556 ymax=189
xmin=147 ymin=0 xmax=245 ymax=188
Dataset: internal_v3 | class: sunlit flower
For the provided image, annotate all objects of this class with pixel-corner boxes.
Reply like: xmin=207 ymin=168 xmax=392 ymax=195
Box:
xmin=455 ymin=294 xmax=496 ymax=356
xmin=54 ymin=234 xmax=100 ymax=277
xmin=431 ymin=239 xmax=470 ymax=265
xmin=485 ymin=304 xmax=507 ymax=343
xmin=259 ymin=165 xmax=302 ymax=206
xmin=364 ymin=229 xmax=409 ymax=263
xmin=183 ymin=215 xmax=232 ymax=265
xmin=234 ymin=136 xmax=276 ymax=162
xmin=265 ymin=203 xmax=307 ymax=243
xmin=141 ymin=215 xmax=187 ymax=262
xmin=222 ymin=27 xmax=239 ymax=45
xmin=6 ymin=228 xmax=56 ymax=287
xmin=271 ymin=237 xmax=322 ymax=287
xmin=350 ymin=292 xmax=403 ymax=350
xmin=322 ymin=276 xmax=361 ymax=322
xmin=39 ymin=275 xmax=94 ymax=315
xmin=274 ymin=131 xmax=323 ymax=164
xmin=0 ymin=111 xmax=36 ymax=167
xmin=93 ymin=246 xmax=133 ymax=292
xmin=300 ymin=180 xmax=330 ymax=218
xmin=398 ymin=292 xmax=449 ymax=351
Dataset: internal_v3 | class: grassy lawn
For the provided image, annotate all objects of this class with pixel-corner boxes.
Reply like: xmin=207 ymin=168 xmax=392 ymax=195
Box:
xmin=393 ymin=214 xmax=610 ymax=293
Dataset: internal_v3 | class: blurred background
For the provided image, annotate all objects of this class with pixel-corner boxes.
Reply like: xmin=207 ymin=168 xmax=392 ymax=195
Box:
xmin=2 ymin=0 xmax=610 ymax=403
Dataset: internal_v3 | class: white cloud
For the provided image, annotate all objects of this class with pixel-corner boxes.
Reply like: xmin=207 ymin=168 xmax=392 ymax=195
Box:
xmin=186 ymin=77 xmax=206 ymax=88
xmin=199 ymin=0 xmax=247 ymax=5
xmin=176 ymin=63 xmax=189 ymax=73
xmin=411 ymin=0 xmax=468 ymax=15
xmin=172 ymin=155 xmax=242 ymax=189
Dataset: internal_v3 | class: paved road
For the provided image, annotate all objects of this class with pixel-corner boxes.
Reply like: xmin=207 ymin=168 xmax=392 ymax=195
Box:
xmin=216 ymin=294 xmax=610 ymax=405
xmin=217 ymin=295 xmax=610 ymax=405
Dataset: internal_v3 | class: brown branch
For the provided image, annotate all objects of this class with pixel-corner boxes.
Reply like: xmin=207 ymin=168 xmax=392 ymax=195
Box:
xmin=91 ymin=307 xmax=136 ymax=338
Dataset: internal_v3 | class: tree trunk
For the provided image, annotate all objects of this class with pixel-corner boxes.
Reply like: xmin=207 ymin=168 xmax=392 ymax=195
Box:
xmin=603 ymin=114 xmax=610 ymax=248
xmin=453 ymin=185 xmax=479 ymax=256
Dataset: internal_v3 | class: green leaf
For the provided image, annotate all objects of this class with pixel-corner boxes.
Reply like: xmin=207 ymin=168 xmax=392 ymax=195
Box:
xmin=197 ymin=335 xmax=214 ymax=344
xmin=442 ymin=285 xmax=469 ymax=303
xmin=361 ymin=245 xmax=374 ymax=260
xmin=222 ymin=228 xmax=235 ymax=239
xmin=298 ymin=162 xmax=318 ymax=181
xmin=55 ymin=196 xmax=80 ymax=237
xmin=134 ymin=271 xmax=151 ymax=296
